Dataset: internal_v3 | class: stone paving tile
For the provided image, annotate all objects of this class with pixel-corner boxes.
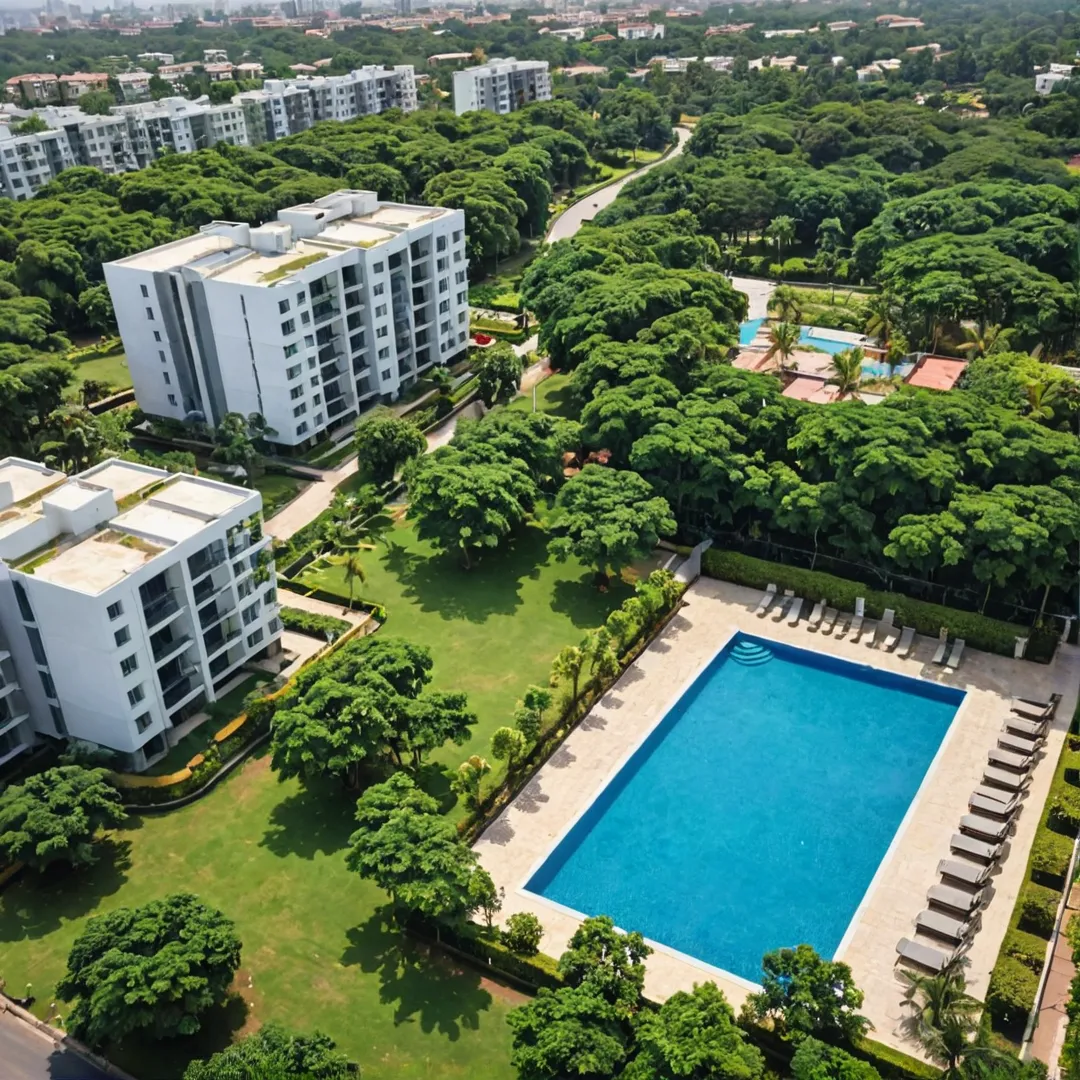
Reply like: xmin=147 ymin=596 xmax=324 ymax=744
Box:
xmin=474 ymin=578 xmax=1080 ymax=1056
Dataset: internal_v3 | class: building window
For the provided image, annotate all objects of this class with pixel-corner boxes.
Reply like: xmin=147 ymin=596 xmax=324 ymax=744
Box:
xmin=246 ymin=628 xmax=264 ymax=649
xmin=290 ymin=385 xmax=303 ymax=400
xmin=120 ymin=654 xmax=139 ymax=677
xmin=134 ymin=711 xmax=152 ymax=733
xmin=153 ymin=330 xmax=162 ymax=342
xmin=281 ymin=318 xmax=296 ymax=336
xmin=286 ymin=363 xmax=301 ymax=379
xmin=114 ymin=626 xmax=131 ymax=647
xmin=26 ymin=626 xmax=46 ymax=665
xmin=159 ymin=350 xmax=167 ymax=363
xmin=374 ymin=304 xmax=387 ymax=318
xmin=453 ymin=230 xmax=462 ymax=242
xmin=313 ymin=393 xmax=322 ymax=405
xmin=162 ymin=371 xmax=171 ymax=385
xmin=278 ymin=298 xmax=290 ymax=315
xmin=40 ymin=669 xmax=56 ymax=699
xmin=307 ymin=357 xmax=317 ymax=370
xmin=292 ymin=403 xmax=306 ymax=417
xmin=296 ymin=290 xmax=306 ymax=304
xmin=378 ymin=347 xmax=389 ymax=360
xmin=284 ymin=343 xmax=298 ymax=358
xmin=296 ymin=422 xmax=308 ymax=435
xmin=264 ymin=587 xmax=277 ymax=605
xmin=168 ymin=394 xmax=177 ymax=406
xmin=242 ymin=601 xmax=260 ymax=626
xmin=458 ymin=311 xmax=467 ymax=324
xmin=380 ymin=367 xmax=391 ymax=381
xmin=127 ymin=684 xmax=145 ymax=707
xmin=145 ymin=307 xmax=154 ymax=320
xmin=436 ymin=235 xmax=447 ymax=252
xmin=373 ymin=261 xmax=384 ymax=274
xmin=50 ymin=704 xmax=67 ymax=736
xmin=376 ymin=326 xmax=388 ymax=338
xmin=439 ymin=299 xmax=450 ymax=314
xmin=107 ymin=600 xmax=123 ymax=620
xmin=301 ymin=311 xmax=310 ymax=325
xmin=373 ymin=283 xmax=384 ymax=296
xmin=141 ymin=283 xmax=149 ymax=297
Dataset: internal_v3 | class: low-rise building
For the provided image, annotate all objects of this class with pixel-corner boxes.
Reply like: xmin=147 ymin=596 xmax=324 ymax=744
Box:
xmin=116 ymin=70 xmax=152 ymax=101
xmin=827 ymin=20 xmax=858 ymax=31
xmin=58 ymin=71 xmax=109 ymax=101
xmin=1036 ymin=70 xmax=1072 ymax=94
xmin=204 ymin=62 xmax=236 ymax=82
xmin=428 ymin=52 xmax=473 ymax=64
xmin=104 ymin=190 xmax=470 ymax=449
xmin=452 ymin=57 xmax=551 ymax=114
xmin=0 ymin=457 xmax=281 ymax=771
xmin=5 ymin=72 xmax=60 ymax=104
xmin=0 ymin=120 xmax=75 ymax=199
xmin=203 ymin=48 xmax=229 ymax=63
xmin=618 ymin=22 xmax=665 ymax=39
xmin=235 ymin=62 xmax=264 ymax=79
xmin=138 ymin=51 xmax=175 ymax=65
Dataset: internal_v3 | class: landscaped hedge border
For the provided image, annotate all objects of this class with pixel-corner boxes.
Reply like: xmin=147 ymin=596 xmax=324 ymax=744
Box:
xmin=986 ymin=701 xmax=1080 ymax=1038
xmin=279 ymin=606 xmax=351 ymax=640
xmin=701 ymin=549 xmax=1058 ymax=663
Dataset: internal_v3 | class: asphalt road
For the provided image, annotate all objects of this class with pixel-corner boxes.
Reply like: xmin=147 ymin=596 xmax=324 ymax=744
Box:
xmin=0 ymin=1010 xmax=111 ymax=1080
xmin=544 ymin=124 xmax=692 ymax=245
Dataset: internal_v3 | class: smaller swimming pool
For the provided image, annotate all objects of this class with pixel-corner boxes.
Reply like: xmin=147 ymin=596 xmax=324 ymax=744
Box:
xmin=737 ymin=320 xmax=866 ymax=357
xmin=739 ymin=318 xmax=764 ymax=346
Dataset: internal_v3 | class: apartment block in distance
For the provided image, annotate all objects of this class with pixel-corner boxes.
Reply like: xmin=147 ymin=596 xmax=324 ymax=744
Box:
xmin=104 ymin=190 xmax=470 ymax=450
xmin=452 ymin=57 xmax=551 ymax=115
xmin=0 ymin=457 xmax=281 ymax=771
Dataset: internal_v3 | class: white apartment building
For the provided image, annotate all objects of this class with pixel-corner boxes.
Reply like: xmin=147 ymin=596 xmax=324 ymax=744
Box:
xmin=235 ymin=79 xmax=314 ymax=141
xmin=138 ymin=51 xmax=175 ymax=65
xmin=0 ymin=457 xmax=281 ymax=772
xmin=299 ymin=65 xmax=418 ymax=122
xmin=453 ymin=57 xmax=551 ymax=115
xmin=618 ymin=23 xmax=665 ymax=39
xmin=0 ymin=122 xmax=75 ymax=199
xmin=116 ymin=70 xmax=152 ymax=101
xmin=104 ymin=190 xmax=470 ymax=450
xmin=41 ymin=106 xmax=138 ymax=173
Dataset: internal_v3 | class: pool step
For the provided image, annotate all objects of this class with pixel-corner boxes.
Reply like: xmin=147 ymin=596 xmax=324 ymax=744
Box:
xmin=730 ymin=640 xmax=774 ymax=667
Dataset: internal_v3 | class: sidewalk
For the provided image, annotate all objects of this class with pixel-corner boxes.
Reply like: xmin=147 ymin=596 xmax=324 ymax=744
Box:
xmin=264 ymin=457 xmax=357 ymax=540
xmin=1033 ymin=904 xmax=1078 ymax=1073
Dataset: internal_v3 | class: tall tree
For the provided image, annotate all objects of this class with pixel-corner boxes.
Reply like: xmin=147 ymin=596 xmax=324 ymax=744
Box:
xmin=354 ymin=408 xmax=426 ymax=484
xmin=183 ymin=1023 xmax=353 ymax=1080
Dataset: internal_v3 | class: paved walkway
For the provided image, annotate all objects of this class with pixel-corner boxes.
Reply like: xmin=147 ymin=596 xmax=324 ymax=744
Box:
xmin=1033 ymin=898 xmax=1079 ymax=1072
xmin=0 ymin=1008 xmax=111 ymax=1080
xmin=475 ymin=578 xmax=1080 ymax=1057
xmin=278 ymin=590 xmax=371 ymax=625
xmin=544 ymin=126 xmax=691 ymax=245
xmin=264 ymin=457 xmax=358 ymax=540
xmin=731 ymin=275 xmax=775 ymax=320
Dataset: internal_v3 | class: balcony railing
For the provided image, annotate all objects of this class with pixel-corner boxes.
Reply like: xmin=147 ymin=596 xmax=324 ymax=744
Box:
xmin=188 ymin=548 xmax=226 ymax=581
xmin=318 ymin=343 xmax=342 ymax=365
xmin=152 ymin=633 xmax=192 ymax=664
xmin=203 ymin=623 xmax=241 ymax=656
xmin=163 ymin=673 xmax=199 ymax=710
xmin=312 ymin=302 xmax=341 ymax=324
xmin=142 ymin=591 xmax=181 ymax=628
xmin=199 ymin=600 xmax=235 ymax=632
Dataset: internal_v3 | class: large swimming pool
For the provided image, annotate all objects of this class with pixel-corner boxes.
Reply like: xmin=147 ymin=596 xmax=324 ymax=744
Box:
xmin=738 ymin=320 xmax=869 ymax=357
xmin=527 ymin=633 xmax=963 ymax=982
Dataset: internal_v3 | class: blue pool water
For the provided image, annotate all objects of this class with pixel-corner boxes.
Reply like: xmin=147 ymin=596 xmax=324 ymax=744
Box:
xmin=528 ymin=633 xmax=963 ymax=982
xmin=739 ymin=318 xmax=764 ymax=345
xmin=737 ymin=320 xmax=865 ymax=357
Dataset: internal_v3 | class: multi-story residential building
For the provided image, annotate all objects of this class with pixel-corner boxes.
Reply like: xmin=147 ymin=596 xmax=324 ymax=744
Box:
xmin=104 ymin=190 xmax=470 ymax=450
xmin=203 ymin=48 xmax=230 ymax=63
xmin=4 ymin=72 xmax=60 ymax=104
xmin=116 ymin=95 xmax=213 ymax=164
xmin=617 ymin=22 xmax=665 ymax=39
xmin=58 ymin=71 xmax=109 ymax=101
xmin=235 ymin=62 xmax=265 ymax=79
xmin=452 ymin=57 xmax=551 ymax=115
xmin=0 ymin=456 xmax=281 ymax=772
xmin=235 ymin=79 xmax=314 ymax=140
xmin=300 ymin=65 xmax=417 ymax=122
xmin=204 ymin=62 xmax=236 ymax=82
xmin=157 ymin=61 xmax=201 ymax=84
xmin=42 ymin=106 xmax=138 ymax=172
xmin=116 ymin=70 xmax=152 ymax=101
xmin=0 ymin=121 xmax=75 ymax=199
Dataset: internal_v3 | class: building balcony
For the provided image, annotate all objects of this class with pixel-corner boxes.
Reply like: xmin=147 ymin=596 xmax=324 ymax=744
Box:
xmin=203 ymin=621 xmax=241 ymax=658
xmin=327 ymin=398 xmax=349 ymax=419
xmin=411 ymin=264 xmax=431 ymax=285
xmin=143 ymin=590 xmax=183 ymax=630
xmin=161 ymin=666 xmax=200 ymax=709
xmin=152 ymin=632 xmax=193 ymax=665
xmin=312 ymin=301 xmax=341 ymax=324
xmin=193 ymin=572 xmax=230 ymax=607
xmin=318 ymin=343 xmax=343 ymax=365
xmin=199 ymin=599 xmax=236 ymax=632
xmin=188 ymin=546 xmax=226 ymax=581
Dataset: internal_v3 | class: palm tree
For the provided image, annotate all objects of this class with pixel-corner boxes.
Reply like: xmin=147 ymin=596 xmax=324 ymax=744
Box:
xmin=827 ymin=348 xmax=864 ymax=398
xmin=898 ymin=959 xmax=980 ymax=1042
xmin=959 ymin=323 xmax=1015 ymax=360
xmin=1026 ymin=379 xmax=1061 ymax=422
xmin=763 ymin=321 xmax=801 ymax=373
xmin=330 ymin=551 xmax=367 ymax=608
xmin=36 ymin=405 xmax=104 ymax=473
xmin=766 ymin=215 xmax=796 ymax=264
xmin=768 ymin=285 xmax=803 ymax=324
xmin=864 ymin=290 xmax=900 ymax=347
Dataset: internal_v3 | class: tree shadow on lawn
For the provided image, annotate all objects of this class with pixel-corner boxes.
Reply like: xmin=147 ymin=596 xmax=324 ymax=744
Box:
xmin=110 ymin=992 xmax=249 ymax=1080
xmin=0 ymin=837 xmax=133 ymax=943
xmin=549 ymin=573 xmax=631 ymax=630
xmin=341 ymin=906 xmax=493 ymax=1039
xmin=381 ymin=527 xmax=552 ymax=624
xmin=413 ymin=762 xmax=457 ymax=814
xmin=259 ymin=777 xmax=356 ymax=861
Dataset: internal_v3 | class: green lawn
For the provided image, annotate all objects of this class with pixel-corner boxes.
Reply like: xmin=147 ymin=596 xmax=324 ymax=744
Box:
xmin=63 ymin=348 xmax=132 ymax=401
xmin=0 ymin=760 xmax=519 ymax=1080
xmin=507 ymin=374 xmax=576 ymax=419
xmin=297 ymin=517 xmax=630 ymax=779
xmin=252 ymin=473 xmax=310 ymax=516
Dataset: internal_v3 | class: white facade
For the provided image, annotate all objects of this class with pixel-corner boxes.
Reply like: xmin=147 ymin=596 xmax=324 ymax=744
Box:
xmin=1036 ymin=69 xmax=1072 ymax=94
xmin=105 ymin=190 xmax=470 ymax=449
xmin=453 ymin=57 xmax=551 ymax=115
xmin=618 ymin=23 xmax=665 ymax=39
xmin=116 ymin=71 xmax=152 ymax=101
xmin=298 ymin=65 xmax=418 ymax=122
xmin=0 ymin=457 xmax=281 ymax=772
xmin=0 ymin=122 xmax=75 ymax=199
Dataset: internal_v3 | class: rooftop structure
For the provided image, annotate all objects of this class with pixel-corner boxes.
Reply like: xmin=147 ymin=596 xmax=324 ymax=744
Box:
xmin=0 ymin=457 xmax=281 ymax=771
xmin=904 ymin=355 xmax=968 ymax=391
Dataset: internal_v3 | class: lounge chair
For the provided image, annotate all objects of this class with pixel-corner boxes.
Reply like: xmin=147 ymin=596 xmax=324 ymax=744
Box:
xmin=882 ymin=622 xmax=901 ymax=651
xmin=1003 ymin=716 xmax=1049 ymax=739
xmin=1012 ymin=694 xmax=1061 ymax=721
xmin=960 ymin=814 xmax=1011 ymax=843
xmin=972 ymin=783 xmax=1018 ymax=807
xmin=806 ymin=599 xmax=826 ymax=629
xmin=945 ymin=638 xmax=966 ymax=671
xmin=997 ymin=733 xmax=1040 ymax=757
xmin=772 ymin=590 xmax=794 ymax=622
xmin=927 ymin=883 xmax=985 ymax=916
xmin=932 ymin=628 xmax=949 ymax=665
xmin=839 ymin=598 xmax=865 ymax=640
xmin=969 ymin=791 xmax=1019 ymax=819
xmin=872 ymin=608 xmax=896 ymax=648
xmin=916 ymin=908 xmax=981 ymax=945
xmin=938 ymin=858 xmax=991 ymax=888
xmin=897 ymin=937 xmax=965 ymax=973
xmin=818 ymin=607 xmax=839 ymax=634
xmin=858 ymin=620 xmax=877 ymax=647
xmin=988 ymin=747 xmax=1031 ymax=772
xmin=786 ymin=597 xmax=804 ymax=626
xmin=755 ymin=584 xmax=778 ymax=617
xmin=983 ymin=766 xmax=1032 ymax=793
xmin=895 ymin=626 xmax=916 ymax=658
xmin=951 ymin=833 xmax=1002 ymax=864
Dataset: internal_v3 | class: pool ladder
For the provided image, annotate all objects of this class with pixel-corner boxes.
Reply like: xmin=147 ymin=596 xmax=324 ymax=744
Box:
xmin=730 ymin=640 xmax=774 ymax=667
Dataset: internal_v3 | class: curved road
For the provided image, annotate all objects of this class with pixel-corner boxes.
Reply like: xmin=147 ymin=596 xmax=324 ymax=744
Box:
xmin=544 ymin=125 xmax=693 ymax=245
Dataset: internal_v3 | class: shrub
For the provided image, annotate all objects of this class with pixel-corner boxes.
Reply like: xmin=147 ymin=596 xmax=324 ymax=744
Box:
xmin=1004 ymin=928 xmax=1049 ymax=974
xmin=701 ymin=549 xmax=1049 ymax=662
xmin=986 ymin=955 xmax=1038 ymax=1029
xmin=1049 ymin=784 xmax=1080 ymax=835
xmin=502 ymin=911 xmax=544 ymax=956
xmin=1030 ymin=830 xmax=1073 ymax=885
xmin=279 ymin=607 xmax=351 ymax=640
xmin=1018 ymin=884 xmax=1059 ymax=938
xmin=472 ymin=934 xmax=563 ymax=990
xmin=782 ymin=257 xmax=810 ymax=278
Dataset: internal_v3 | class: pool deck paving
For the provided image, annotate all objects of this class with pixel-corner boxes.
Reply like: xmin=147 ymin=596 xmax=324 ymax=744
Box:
xmin=474 ymin=577 xmax=1080 ymax=1057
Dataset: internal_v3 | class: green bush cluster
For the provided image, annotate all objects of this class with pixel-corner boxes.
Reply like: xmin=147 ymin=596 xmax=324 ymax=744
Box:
xmin=470 ymin=318 xmax=530 ymax=345
xmin=471 ymin=934 xmax=563 ymax=991
xmin=846 ymin=1038 xmax=940 ymax=1080
xmin=986 ymin=956 xmax=1039 ymax=1029
xmin=1019 ymin=883 xmax=1061 ymax=937
xmin=1030 ymin=829 xmax=1073 ymax=885
xmin=1003 ymin=928 xmax=1049 ymax=975
xmin=279 ymin=607 xmax=351 ymax=641
xmin=701 ymin=549 xmax=1056 ymax=662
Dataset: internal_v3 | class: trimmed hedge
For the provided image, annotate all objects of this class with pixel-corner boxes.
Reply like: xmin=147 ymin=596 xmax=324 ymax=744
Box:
xmin=701 ymin=549 xmax=1057 ymax=663
xmin=986 ymin=956 xmax=1040 ymax=1029
xmin=1003 ymin=928 xmax=1049 ymax=975
xmin=279 ymin=606 xmax=351 ymax=640
xmin=1030 ymin=829 xmax=1073 ymax=886
xmin=1018 ymin=883 xmax=1059 ymax=937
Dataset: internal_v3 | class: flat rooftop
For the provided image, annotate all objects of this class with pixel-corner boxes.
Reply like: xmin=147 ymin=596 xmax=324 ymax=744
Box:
xmin=0 ymin=459 xmax=65 ymax=506
xmin=905 ymin=355 xmax=968 ymax=392
xmin=34 ymin=529 xmax=163 ymax=592
xmin=115 ymin=232 xmax=236 ymax=274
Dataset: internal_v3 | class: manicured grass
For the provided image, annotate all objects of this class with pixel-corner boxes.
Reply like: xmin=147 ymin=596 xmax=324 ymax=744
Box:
xmin=506 ymin=373 xmax=575 ymax=419
xmin=296 ymin=517 xmax=630 ymax=778
xmin=0 ymin=759 xmax=519 ymax=1080
xmin=63 ymin=348 xmax=132 ymax=401
xmin=252 ymin=473 xmax=310 ymax=516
